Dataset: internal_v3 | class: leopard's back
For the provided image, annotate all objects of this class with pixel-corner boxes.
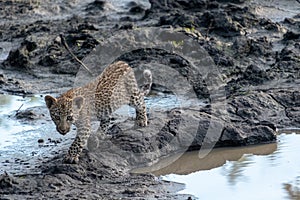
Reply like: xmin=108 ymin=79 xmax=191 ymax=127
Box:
xmin=94 ymin=61 xmax=138 ymax=116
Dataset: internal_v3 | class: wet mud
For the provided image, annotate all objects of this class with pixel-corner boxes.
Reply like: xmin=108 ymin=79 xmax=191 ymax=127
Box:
xmin=0 ymin=0 xmax=300 ymax=199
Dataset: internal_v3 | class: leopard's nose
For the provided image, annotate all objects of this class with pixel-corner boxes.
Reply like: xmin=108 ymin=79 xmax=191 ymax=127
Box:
xmin=57 ymin=127 xmax=68 ymax=135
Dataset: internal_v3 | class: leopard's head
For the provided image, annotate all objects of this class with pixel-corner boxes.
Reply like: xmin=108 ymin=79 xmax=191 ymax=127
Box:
xmin=45 ymin=95 xmax=83 ymax=135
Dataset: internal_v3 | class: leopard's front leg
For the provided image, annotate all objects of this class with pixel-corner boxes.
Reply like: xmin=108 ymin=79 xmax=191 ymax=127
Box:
xmin=64 ymin=117 xmax=91 ymax=164
xmin=64 ymin=136 xmax=85 ymax=164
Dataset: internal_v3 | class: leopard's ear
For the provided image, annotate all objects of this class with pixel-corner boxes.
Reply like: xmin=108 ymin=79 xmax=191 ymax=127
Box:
xmin=73 ymin=96 xmax=84 ymax=110
xmin=45 ymin=95 xmax=57 ymax=109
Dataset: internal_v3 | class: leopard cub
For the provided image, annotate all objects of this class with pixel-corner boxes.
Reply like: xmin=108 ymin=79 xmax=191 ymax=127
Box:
xmin=45 ymin=61 xmax=152 ymax=163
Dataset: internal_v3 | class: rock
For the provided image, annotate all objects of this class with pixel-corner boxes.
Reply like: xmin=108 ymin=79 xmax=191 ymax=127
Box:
xmin=0 ymin=74 xmax=6 ymax=84
xmin=129 ymin=4 xmax=146 ymax=14
xmin=269 ymin=42 xmax=300 ymax=79
xmin=216 ymin=0 xmax=246 ymax=3
xmin=85 ymin=0 xmax=106 ymax=11
xmin=5 ymin=47 xmax=31 ymax=69
xmin=268 ymin=90 xmax=300 ymax=127
xmin=101 ymin=99 xmax=277 ymax=166
xmin=38 ymin=139 xmax=44 ymax=143
xmin=226 ymin=64 xmax=271 ymax=95
xmin=284 ymin=31 xmax=300 ymax=41
xmin=148 ymin=0 xmax=206 ymax=11
xmin=232 ymin=36 xmax=273 ymax=57
xmin=16 ymin=110 xmax=38 ymax=120
xmin=243 ymin=64 xmax=270 ymax=85
xmin=22 ymin=36 xmax=38 ymax=52
xmin=0 ymin=172 xmax=18 ymax=189
xmin=201 ymin=11 xmax=246 ymax=37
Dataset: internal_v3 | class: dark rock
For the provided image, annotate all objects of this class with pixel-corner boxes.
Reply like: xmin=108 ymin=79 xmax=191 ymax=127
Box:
xmin=259 ymin=18 xmax=282 ymax=31
xmin=38 ymin=138 xmax=44 ymax=143
xmin=220 ymin=125 xmax=247 ymax=146
xmin=0 ymin=172 xmax=18 ymax=189
xmin=22 ymin=36 xmax=38 ymax=52
xmin=243 ymin=64 xmax=269 ymax=85
xmin=16 ymin=109 xmax=38 ymax=120
xmin=269 ymin=42 xmax=300 ymax=79
xmin=5 ymin=48 xmax=31 ymax=69
xmin=280 ymin=44 xmax=300 ymax=62
xmin=129 ymin=5 xmax=145 ymax=14
xmin=159 ymin=13 xmax=201 ymax=28
xmin=216 ymin=0 xmax=246 ymax=3
xmin=148 ymin=0 xmax=207 ymax=12
xmin=85 ymin=0 xmax=106 ymax=11
xmin=226 ymin=64 xmax=270 ymax=95
xmin=201 ymin=11 xmax=245 ymax=37
xmin=64 ymin=33 xmax=99 ymax=59
xmin=39 ymin=54 xmax=59 ymax=66
xmin=232 ymin=36 xmax=273 ymax=57
xmin=245 ymin=126 xmax=276 ymax=145
xmin=77 ymin=23 xmax=99 ymax=31
xmin=269 ymin=90 xmax=300 ymax=108
xmin=0 ymin=74 xmax=6 ymax=84
xmin=113 ymin=134 xmax=155 ymax=153
xmin=284 ymin=31 xmax=300 ymax=41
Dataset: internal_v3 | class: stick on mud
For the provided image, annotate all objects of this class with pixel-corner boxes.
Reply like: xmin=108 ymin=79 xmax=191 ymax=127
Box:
xmin=60 ymin=34 xmax=93 ymax=76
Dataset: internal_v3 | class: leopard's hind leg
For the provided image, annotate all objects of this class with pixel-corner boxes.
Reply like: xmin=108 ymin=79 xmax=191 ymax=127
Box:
xmin=130 ymin=92 xmax=148 ymax=127
xmin=97 ymin=115 xmax=111 ymax=137
xmin=124 ymin=70 xmax=148 ymax=127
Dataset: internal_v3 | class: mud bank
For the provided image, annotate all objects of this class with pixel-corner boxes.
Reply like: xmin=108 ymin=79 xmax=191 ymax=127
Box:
xmin=0 ymin=0 xmax=300 ymax=199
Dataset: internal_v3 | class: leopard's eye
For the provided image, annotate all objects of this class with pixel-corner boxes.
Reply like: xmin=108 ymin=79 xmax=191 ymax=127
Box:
xmin=54 ymin=115 xmax=60 ymax=120
xmin=67 ymin=116 xmax=73 ymax=121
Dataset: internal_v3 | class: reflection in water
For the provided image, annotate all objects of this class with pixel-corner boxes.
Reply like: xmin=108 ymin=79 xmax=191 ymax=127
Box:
xmin=222 ymin=155 xmax=253 ymax=186
xmin=284 ymin=181 xmax=300 ymax=200
xmin=132 ymin=143 xmax=277 ymax=176
xmin=132 ymin=132 xmax=300 ymax=200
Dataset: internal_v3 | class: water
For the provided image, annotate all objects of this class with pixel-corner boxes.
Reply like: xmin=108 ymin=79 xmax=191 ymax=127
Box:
xmin=134 ymin=132 xmax=300 ymax=200
xmin=107 ymin=0 xmax=150 ymax=11
xmin=250 ymin=0 xmax=300 ymax=22
xmin=0 ymin=95 xmax=44 ymax=148
xmin=0 ymin=94 xmax=74 ymax=175
xmin=0 ymin=42 xmax=12 ymax=62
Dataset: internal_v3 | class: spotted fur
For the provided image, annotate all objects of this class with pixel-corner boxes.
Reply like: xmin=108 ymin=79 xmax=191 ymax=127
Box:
xmin=45 ymin=61 xmax=152 ymax=163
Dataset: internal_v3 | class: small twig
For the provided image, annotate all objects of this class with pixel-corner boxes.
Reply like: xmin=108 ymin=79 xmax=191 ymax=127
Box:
xmin=60 ymin=34 xmax=93 ymax=76
xmin=15 ymin=104 xmax=23 ymax=115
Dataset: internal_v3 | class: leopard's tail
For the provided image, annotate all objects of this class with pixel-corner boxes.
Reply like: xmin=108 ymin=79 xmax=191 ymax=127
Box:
xmin=141 ymin=69 xmax=152 ymax=96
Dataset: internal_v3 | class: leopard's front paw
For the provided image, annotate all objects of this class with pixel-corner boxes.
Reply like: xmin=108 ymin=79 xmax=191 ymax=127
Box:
xmin=63 ymin=153 xmax=79 ymax=164
xmin=136 ymin=119 xmax=148 ymax=127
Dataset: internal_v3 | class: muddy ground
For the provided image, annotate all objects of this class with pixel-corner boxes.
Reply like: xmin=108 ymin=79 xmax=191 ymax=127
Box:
xmin=0 ymin=0 xmax=300 ymax=199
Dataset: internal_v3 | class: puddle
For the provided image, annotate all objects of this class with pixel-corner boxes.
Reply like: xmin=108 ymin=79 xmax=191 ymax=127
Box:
xmin=0 ymin=42 xmax=12 ymax=62
xmin=114 ymin=93 xmax=205 ymax=119
xmin=250 ymin=0 xmax=300 ymax=22
xmin=0 ymin=94 xmax=75 ymax=175
xmin=0 ymin=95 xmax=43 ymax=147
xmin=133 ymin=131 xmax=300 ymax=200
xmin=107 ymin=0 xmax=151 ymax=11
